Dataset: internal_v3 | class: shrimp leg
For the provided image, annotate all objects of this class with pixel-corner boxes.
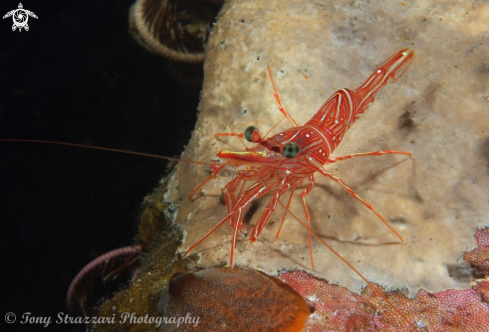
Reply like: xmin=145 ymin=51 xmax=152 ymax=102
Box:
xmin=313 ymin=163 xmax=403 ymax=242
xmin=328 ymin=150 xmax=411 ymax=163
xmin=300 ymin=175 xmax=315 ymax=269
xmin=274 ymin=188 xmax=295 ymax=242
xmin=247 ymin=179 xmax=291 ymax=244
xmin=188 ymin=165 xmax=226 ymax=200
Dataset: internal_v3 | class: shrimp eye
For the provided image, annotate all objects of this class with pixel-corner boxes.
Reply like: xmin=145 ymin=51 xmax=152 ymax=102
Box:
xmin=244 ymin=126 xmax=262 ymax=143
xmin=282 ymin=142 xmax=299 ymax=158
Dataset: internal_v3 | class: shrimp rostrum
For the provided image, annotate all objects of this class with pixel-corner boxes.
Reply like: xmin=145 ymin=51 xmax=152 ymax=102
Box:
xmin=184 ymin=49 xmax=415 ymax=269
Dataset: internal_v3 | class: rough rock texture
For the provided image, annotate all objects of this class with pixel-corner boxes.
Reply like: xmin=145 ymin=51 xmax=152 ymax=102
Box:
xmin=164 ymin=0 xmax=489 ymax=295
xmin=279 ymin=270 xmax=489 ymax=332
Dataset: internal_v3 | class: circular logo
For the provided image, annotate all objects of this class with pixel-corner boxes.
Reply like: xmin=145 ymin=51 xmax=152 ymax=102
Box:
xmin=5 ymin=312 xmax=16 ymax=324
xmin=14 ymin=9 xmax=27 ymax=24
xmin=13 ymin=10 xmax=27 ymax=26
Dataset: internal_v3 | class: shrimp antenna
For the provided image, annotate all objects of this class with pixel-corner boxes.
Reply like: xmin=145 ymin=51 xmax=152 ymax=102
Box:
xmin=262 ymin=117 xmax=285 ymax=140
xmin=0 ymin=139 xmax=226 ymax=167
xmin=267 ymin=65 xmax=298 ymax=127
xmin=219 ymin=109 xmax=248 ymax=149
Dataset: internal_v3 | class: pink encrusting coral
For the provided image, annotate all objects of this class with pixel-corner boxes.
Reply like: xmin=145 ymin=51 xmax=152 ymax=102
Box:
xmin=279 ymin=270 xmax=489 ymax=332
xmin=476 ymin=280 xmax=489 ymax=303
xmin=279 ymin=271 xmax=380 ymax=331
xmin=464 ymin=227 xmax=489 ymax=277
xmin=278 ymin=228 xmax=489 ymax=331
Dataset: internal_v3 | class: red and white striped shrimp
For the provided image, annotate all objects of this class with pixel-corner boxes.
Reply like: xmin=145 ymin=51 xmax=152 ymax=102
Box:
xmin=182 ymin=48 xmax=417 ymax=329
xmin=183 ymin=49 xmax=414 ymax=266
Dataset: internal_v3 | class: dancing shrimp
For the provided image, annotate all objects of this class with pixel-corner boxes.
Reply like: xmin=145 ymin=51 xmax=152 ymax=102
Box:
xmin=179 ymin=48 xmax=417 ymax=329
xmin=2 ymin=49 xmax=417 ymax=330
xmin=183 ymin=49 xmax=415 ymax=268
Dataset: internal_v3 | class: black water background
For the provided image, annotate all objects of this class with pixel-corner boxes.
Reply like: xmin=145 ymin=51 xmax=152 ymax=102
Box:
xmin=0 ymin=1 xmax=200 ymax=331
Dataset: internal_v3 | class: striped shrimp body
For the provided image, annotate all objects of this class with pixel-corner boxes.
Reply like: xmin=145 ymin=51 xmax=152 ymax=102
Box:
xmin=184 ymin=49 xmax=415 ymax=268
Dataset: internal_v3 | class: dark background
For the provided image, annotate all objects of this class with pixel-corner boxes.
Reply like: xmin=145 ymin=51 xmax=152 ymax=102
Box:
xmin=0 ymin=1 xmax=201 ymax=331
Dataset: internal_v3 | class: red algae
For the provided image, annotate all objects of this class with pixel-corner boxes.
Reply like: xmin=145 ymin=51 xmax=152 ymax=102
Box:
xmin=158 ymin=267 xmax=310 ymax=332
